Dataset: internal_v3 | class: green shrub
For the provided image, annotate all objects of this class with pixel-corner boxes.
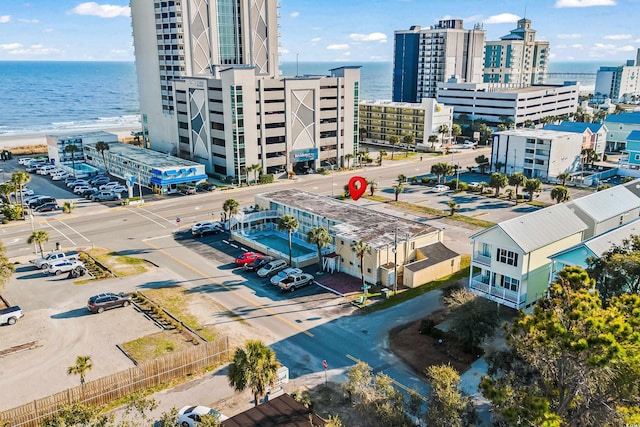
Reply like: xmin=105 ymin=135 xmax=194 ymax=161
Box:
xmin=259 ymin=173 xmax=274 ymax=184
xmin=410 ymin=177 xmax=418 ymax=184
xmin=1 ymin=204 xmax=22 ymax=221
xmin=419 ymin=318 xmax=436 ymax=335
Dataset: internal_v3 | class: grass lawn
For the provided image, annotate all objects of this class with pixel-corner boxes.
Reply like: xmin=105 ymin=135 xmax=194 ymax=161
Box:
xmin=86 ymin=248 xmax=149 ymax=276
xmin=121 ymin=330 xmax=195 ymax=360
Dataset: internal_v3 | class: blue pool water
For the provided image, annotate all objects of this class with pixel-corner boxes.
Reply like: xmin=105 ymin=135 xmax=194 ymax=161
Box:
xmin=73 ymin=163 xmax=99 ymax=173
xmin=252 ymin=233 xmax=315 ymax=258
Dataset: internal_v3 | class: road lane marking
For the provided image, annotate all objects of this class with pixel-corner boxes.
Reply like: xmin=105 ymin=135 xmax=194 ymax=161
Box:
xmin=126 ymin=207 xmax=167 ymax=229
xmin=56 ymin=220 xmax=91 ymax=242
xmin=144 ymin=240 xmax=313 ymax=338
xmin=345 ymin=354 xmax=427 ymax=401
xmin=135 ymin=206 xmax=176 ymax=225
xmin=44 ymin=221 xmax=77 ymax=246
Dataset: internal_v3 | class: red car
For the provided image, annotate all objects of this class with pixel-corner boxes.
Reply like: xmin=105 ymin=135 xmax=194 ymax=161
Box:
xmin=235 ymin=252 xmax=263 ymax=266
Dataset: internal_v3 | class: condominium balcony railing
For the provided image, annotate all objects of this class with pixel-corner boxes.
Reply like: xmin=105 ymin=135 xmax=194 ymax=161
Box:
xmin=470 ymin=276 xmax=524 ymax=309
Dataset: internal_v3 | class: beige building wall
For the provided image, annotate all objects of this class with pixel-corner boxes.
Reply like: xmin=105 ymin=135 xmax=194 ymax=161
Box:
xmin=404 ymin=256 xmax=461 ymax=288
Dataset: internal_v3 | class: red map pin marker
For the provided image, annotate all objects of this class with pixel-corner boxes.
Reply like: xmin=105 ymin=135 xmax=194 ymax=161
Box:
xmin=348 ymin=176 xmax=367 ymax=201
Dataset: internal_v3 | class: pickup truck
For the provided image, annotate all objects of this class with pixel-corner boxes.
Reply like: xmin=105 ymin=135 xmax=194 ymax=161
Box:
xmin=278 ymin=273 xmax=314 ymax=292
xmin=32 ymin=251 xmax=80 ymax=270
xmin=0 ymin=306 xmax=24 ymax=325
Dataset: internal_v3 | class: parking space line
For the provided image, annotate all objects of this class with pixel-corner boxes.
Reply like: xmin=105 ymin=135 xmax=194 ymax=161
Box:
xmin=44 ymin=221 xmax=76 ymax=246
xmin=143 ymin=240 xmax=314 ymax=338
xmin=125 ymin=207 xmax=167 ymax=229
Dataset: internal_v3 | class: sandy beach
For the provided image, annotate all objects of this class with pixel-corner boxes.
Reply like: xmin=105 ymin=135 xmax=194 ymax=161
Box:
xmin=0 ymin=125 xmax=143 ymax=149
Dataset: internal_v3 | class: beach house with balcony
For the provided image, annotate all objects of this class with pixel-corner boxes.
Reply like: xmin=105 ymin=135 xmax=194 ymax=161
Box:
xmin=469 ymin=204 xmax=587 ymax=310
xmin=566 ymin=185 xmax=640 ymax=239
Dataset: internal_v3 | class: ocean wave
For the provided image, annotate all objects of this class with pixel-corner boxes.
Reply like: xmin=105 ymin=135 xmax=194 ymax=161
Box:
xmin=0 ymin=115 xmax=141 ymax=137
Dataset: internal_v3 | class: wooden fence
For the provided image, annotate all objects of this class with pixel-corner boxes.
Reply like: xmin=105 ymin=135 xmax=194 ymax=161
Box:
xmin=1 ymin=337 xmax=229 ymax=427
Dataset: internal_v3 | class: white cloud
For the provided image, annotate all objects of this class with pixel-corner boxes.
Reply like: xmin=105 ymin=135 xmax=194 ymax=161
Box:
xmin=483 ymin=13 xmax=520 ymax=24
xmin=343 ymin=52 xmax=351 ymax=57
xmin=555 ymin=0 xmax=616 ymax=7
xmin=557 ymin=33 xmax=582 ymax=39
xmin=326 ymin=44 xmax=349 ymax=50
xmin=549 ymin=53 xmax=557 ymax=59
xmin=0 ymin=15 xmax=11 ymax=23
xmin=593 ymin=43 xmax=615 ymax=50
xmin=556 ymin=44 xmax=567 ymax=49
xmin=70 ymin=2 xmax=130 ymax=18
xmin=279 ymin=47 xmax=290 ymax=55
xmin=603 ymin=34 xmax=632 ymax=40
xmin=310 ymin=37 xmax=321 ymax=43
xmin=571 ymin=43 xmax=585 ymax=49
xmin=0 ymin=43 xmax=23 ymax=50
xmin=349 ymin=32 xmax=387 ymax=43
xmin=18 ymin=18 xmax=40 ymax=23
xmin=43 ymin=28 xmax=55 ymax=33
xmin=617 ymin=45 xmax=637 ymax=52
xmin=289 ymin=11 xmax=299 ymax=18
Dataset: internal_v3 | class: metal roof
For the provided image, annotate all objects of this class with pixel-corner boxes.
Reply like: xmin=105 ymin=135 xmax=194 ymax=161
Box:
xmin=628 ymin=130 xmax=640 ymax=141
xmin=257 ymin=189 xmax=439 ymax=249
xmin=605 ymin=111 xmax=640 ymax=124
xmin=543 ymin=121 xmax=606 ymax=134
xmin=568 ymin=185 xmax=640 ymax=223
xmin=494 ymin=204 xmax=587 ymax=253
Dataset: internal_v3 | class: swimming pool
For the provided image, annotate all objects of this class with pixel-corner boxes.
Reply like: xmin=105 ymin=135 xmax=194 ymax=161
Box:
xmin=73 ymin=163 xmax=99 ymax=173
xmin=251 ymin=232 xmax=316 ymax=258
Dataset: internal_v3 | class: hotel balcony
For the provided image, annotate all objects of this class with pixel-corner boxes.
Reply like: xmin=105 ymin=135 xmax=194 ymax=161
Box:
xmin=470 ymin=275 xmax=525 ymax=310
xmin=472 ymin=253 xmax=491 ymax=267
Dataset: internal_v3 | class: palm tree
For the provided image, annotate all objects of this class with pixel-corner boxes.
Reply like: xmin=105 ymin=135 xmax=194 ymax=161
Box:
xmin=523 ymin=119 xmax=535 ymax=128
xmin=246 ymin=163 xmax=262 ymax=185
xmin=62 ymin=201 xmax=75 ymax=214
xmin=447 ymin=200 xmax=460 ymax=216
xmin=478 ymin=123 xmax=492 ymax=145
xmin=431 ymin=162 xmax=453 ymax=183
xmin=222 ymin=198 xmax=239 ymax=239
xmin=581 ymin=148 xmax=599 ymax=167
xmin=524 ymin=178 xmax=542 ymax=202
xmin=350 ymin=240 xmax=372 ymax=292
xmin=0 ymin=241 xmax=15 ymax=289
xmin=389 ymin=135 xmax=400 ymax=159
xmin=550 ymin=186 xmax=571 ymax=204
xmin=438 ymin=124 xmax=450 ymax=146
xmin=377 ymin=149 xmax=387 ymax=166
xmin=344 ymin=153 xmax=354 ymax=169
xmin=306 ymin=226 xmax=331 ymax=272
xmin=277 ymin=215 xmax=299 ymax=266
xmin=489 ymin=172 xmax=508 ymax=198
xmin=392 ymin=183 xmax=404 ymax=201
xmin=64 ymin=144 xmax=81 ymax=178
xmin=475 ymin=155 xmax=490 ymax=174
xmin=28 ymin=230 xmax=49 ymax=257
xmin=227 ymin=340 xmax=279 ymax=407
xmin=67 ymin=355 xmax=93 ymax=385
xmin=367 ymin=179 xmax=378 ymax=196
xmin=508 ymin=173 xmax=527 ymax=203
xmin=11 ymin=171 xmax=30 ymax=218
xmin=497 ymin=123 xmax=508 ymax=132
xmin=402 ymin=133 xmax=415 ymax=156
xmin=557 ymin=172 xmax=571 ymax=186
xmin=451 ymin=124 xmax=462 ymax=143
xmin=428 ymin=134 xmax=439 ymax=149
xmin=95 ymin=141 xmax=110 ymax=174
xmin=0 ymin=181 xmax=16 ymax=203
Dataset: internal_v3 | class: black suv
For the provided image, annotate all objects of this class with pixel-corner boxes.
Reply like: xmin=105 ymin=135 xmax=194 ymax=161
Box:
xmin=244 ymin=256 xmax=275 ymax=272
xmin=87 ymin=292 xmax=131 ymax=314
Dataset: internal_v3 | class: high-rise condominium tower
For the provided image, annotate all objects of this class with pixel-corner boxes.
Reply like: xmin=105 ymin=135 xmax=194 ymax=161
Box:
xmin=483 ymin=18 xmax=549 ymax=85
xmin=393 ymin=19 xmax=486 ymax=102
xmin=131 ymin=0 xmax=279 ymax=153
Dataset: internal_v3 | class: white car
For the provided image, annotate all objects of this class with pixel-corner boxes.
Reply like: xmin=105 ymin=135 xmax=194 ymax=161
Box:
xmin=432 ymin=184 xmax=450 ymax=192
xmin=191 ymin=221 xmax=217 ymax=233
xmin=176 ymin=405 xmax=228 ymax=427
xmin=10 ymin=188 xmax=34 ymax=199
xmin=18 ymin=157 xmax=32 ymax=165
xmin=73 ymin=185 xmax=92 ymax=194
xmin=99 ymin=182 xmax=121 ymax=190
xmin=52 ymin=171 xmax=70 ymax=181
xmin=270 ymin=267 xmax=303 ymax=285
xmin=109 ymin=185 xmax=128 ymax=193
xmin=47 ymin=260 xmax=84 ymax=276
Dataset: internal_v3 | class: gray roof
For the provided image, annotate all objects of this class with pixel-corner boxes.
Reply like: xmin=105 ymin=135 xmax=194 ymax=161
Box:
xmin=404 ymin=242 xmax=460 ymax=272
xmin=475 ymin=204 xmax=587 ymax=253
xmin=568 ymin=185 xmax=640 ymax=222
xmin=257 ymin=189 xmax=439 ymax=249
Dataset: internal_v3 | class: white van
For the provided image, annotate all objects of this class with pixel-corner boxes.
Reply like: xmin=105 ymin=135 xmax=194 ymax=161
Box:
xmin=37 ymin=165 xmax=56 ymax=175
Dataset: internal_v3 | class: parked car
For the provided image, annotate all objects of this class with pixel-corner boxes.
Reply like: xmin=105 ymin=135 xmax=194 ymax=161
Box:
xmin=176 ymin=405 xmax=228 ymax=427
xmin=192 ymin=222 xmax=223 ymax=237
xmin=82 ymin=188 xmax=99 ymax=199
xmin=257 ymin=259 xmax=289 ymax=278
xmin=36 ymin=165 xmax=56 ymax=175
xmin=244 ymin=256 xmax=275 ymax=272
xmin=10 ymin=188 xmax=34 ymax=199
xmin=89 ymin=176 xmax=110 ymax=186
xmin=179 ymin=185 xmax=197 ymax=195
xmin=34 ymin=202 xmax=59 ymax=213
xmin=109 ymin=185 xmax=128 ymax=193
xmin=67 ymin=180 xmax=89 ymax=189
xmin=278 ymin=272 xmax=314 ymax=292
xmin=18 ymin=157 xmax=33 ymax=165
xmin=73 ymin=185 xmax=93 ymax=194
xmin=27 ymin=196 xmax=56 ymax=209
xmin=99 ymin=182 xmax=121 ymax=190
xmin=432 ymin=184 xmax=450 ymax=193
xmin=92 ymin=191 xmax=121 ymax=202
xmin=32 ymin=250 xmax=79 ymax=270
xmin=26 ymin=162 xmax=46 ymax=172
xmin=269 ymin=267 xmax=303 ymax=285
xmin=86 ymin=292 xmax=132 ymax=314
xmin=191 ymin=221 xmax=217 ymax=233
xmin=0 ymin=306 xmax=23 ymax=325
xmin=234 ymin=252 xmax=263 ymax=267
xmin=48 ymin=260 xmax=85 ymax=276
xmin=196 ymin=182 xmax=216 ymax=192
xmin=51 ymin=171 xmax=70 ymax=181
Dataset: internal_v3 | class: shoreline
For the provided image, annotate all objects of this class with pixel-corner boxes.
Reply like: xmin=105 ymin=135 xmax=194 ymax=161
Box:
xmin=0 ymin=125 xmax=143 ymax=149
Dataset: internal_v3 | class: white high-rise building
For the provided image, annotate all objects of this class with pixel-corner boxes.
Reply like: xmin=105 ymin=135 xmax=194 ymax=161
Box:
xmin=131 ymin=0 xmax=360 ymax=182
xmin=393 ymin=19 xmax=486 ymax=102
xmin=131 ymin=0 xmax=279 ymax=154
xmin=595 ymin=49 xmax=640 ymax=103
xmin=483 ymin=18 xmax=549 ymax=85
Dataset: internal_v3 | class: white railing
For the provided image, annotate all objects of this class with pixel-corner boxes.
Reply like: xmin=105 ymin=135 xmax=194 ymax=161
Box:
xmin=473 ymin=253 xmax=491 ymax=266
xmin=470 ymin=277 xmax=523 ymax=308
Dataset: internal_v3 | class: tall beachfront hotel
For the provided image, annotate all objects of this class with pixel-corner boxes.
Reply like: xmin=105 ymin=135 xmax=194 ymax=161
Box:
xmin=131 ymin=1 xmax=360 ymax=182
xmin=392 ymin=20 xmax=485 ymax=102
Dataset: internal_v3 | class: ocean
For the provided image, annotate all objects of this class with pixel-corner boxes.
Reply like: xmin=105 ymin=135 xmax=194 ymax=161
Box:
xmin=0 ymin=60 xmax=614 ymax=137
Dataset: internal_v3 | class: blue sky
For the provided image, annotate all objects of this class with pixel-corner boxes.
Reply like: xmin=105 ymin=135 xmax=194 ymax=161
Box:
xmin=0 ymin=0 xmax=639 ymax=63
